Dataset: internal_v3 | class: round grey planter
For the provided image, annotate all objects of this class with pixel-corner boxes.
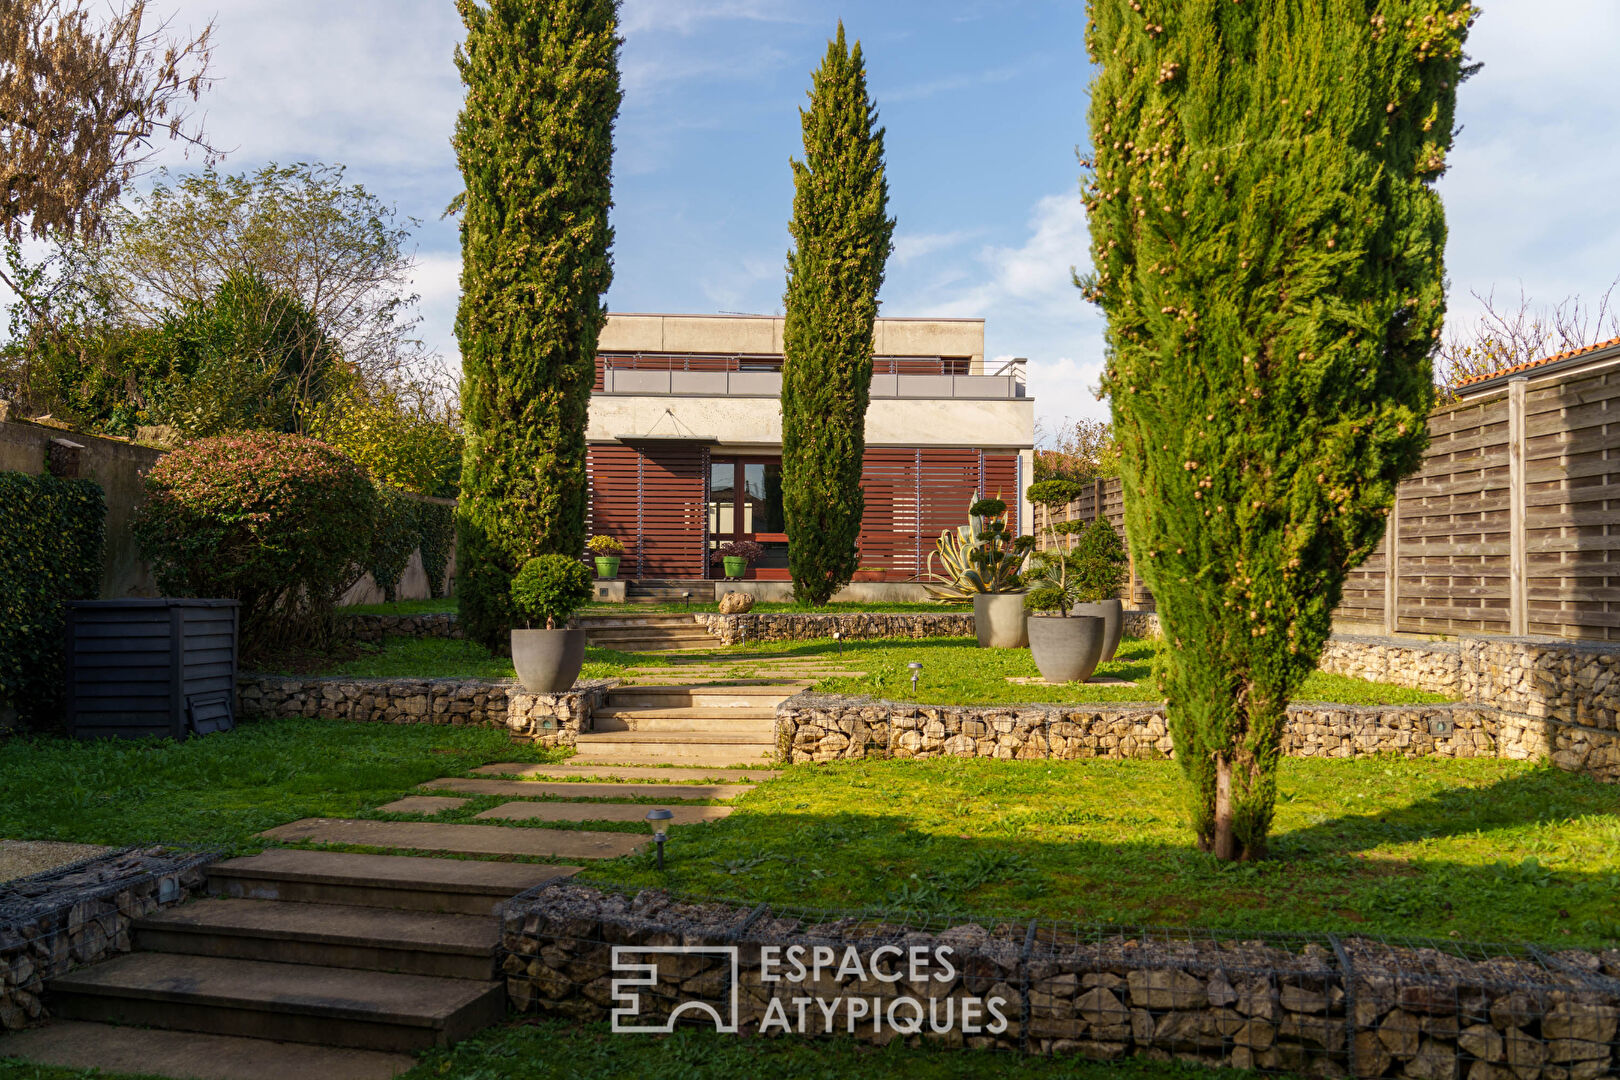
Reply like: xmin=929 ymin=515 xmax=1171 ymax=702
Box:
xmin=973 ymin=592 xmax=1028 ymax=648
xmin=1071 ymin=598 xmax=1124 ymax=662
xmin=1027 ymin=614 xmax=1106 ymax=684
xmin=510 ymin=628 xmax=587 ymax=692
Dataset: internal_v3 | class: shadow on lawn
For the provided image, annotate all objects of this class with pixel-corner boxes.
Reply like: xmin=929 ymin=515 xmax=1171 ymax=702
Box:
xmin=573 ymin=769 xmax=1620 ymax=946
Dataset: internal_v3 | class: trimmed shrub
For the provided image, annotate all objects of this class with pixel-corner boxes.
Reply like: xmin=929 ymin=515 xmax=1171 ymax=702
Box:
xmin=1071 ymin=518 xmax=1128 ymax=604
xmin=509 ymin=555 xmax=594 ymax=630
xmin=133 ymin=432 xmax=378 ymax=657
xmin=0 ymin=473 xmax=105 ymax=729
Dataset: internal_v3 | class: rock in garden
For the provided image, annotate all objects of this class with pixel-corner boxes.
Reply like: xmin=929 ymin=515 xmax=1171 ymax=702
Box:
xmin=718 ymin=591 xmax=755 ymax=614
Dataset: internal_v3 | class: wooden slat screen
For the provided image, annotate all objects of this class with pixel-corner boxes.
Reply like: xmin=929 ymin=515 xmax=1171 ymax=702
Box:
xmin=1524 ymin=365 xmax=1620 ymax=639
xmin=860 ymin=448 xmax=1022 ymax=582
xmin=587 ymin=444 xmax=708 ymax=579
xmin=1395 ymin=394 xmax=1512 ymax=635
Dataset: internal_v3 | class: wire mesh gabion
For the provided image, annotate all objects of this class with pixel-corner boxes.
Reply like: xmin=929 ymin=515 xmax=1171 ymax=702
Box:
xmin=500 ymin=881 xmax=1620 ymax=1078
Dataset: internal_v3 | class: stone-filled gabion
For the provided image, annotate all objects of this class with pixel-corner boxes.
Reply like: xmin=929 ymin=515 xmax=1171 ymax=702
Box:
xmin=776 ymin=696 xmax=1491 ymax=766
xmin=700 ymin=612 xmax=976 ymax=646
xmin=501 ymin=884 xmax=1620 ymax=1077
xmin=336 ymin=612 xmax=462 ymax=644
xmin=1 ymin=848 xmax=210 ymax=1030
xmin=236 ymin=675 xmax=614 ymax=747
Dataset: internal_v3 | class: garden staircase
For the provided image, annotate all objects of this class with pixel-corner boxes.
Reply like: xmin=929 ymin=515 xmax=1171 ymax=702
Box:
xmin=578 ymin=612 xmax=715 ymax=652
xmin=572 ymin=682 xmax=796 ymax=767
xmin=14 ymin=851 xmax=572 ymax=1079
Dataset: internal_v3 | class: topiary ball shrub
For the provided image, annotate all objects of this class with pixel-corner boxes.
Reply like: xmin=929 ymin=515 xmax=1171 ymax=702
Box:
xmin=509 ymin=555 xmax=594 ymax=630
xmin=133 ymin=432 xmax=378 ymax=656
xmin=1072 ymin=518 xmax=1128 ymax=604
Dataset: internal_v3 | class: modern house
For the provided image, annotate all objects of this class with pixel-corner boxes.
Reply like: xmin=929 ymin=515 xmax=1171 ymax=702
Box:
xmin=585 ymin=313 xmax=1034 ymax=592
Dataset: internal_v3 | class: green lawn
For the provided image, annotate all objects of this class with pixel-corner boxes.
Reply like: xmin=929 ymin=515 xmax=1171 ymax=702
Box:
xmin=0 ymin=1016 xmax=1231 ymax=1080
xmin=309 ymin=634 xmax=1452 ymax=707
xmin=337 ymin=597 xmax=969 ymax=617
xmin=0 ymin=718 xmax=565 ymax=854
xmin=575 ymin=756 xmax=1620 ymax=948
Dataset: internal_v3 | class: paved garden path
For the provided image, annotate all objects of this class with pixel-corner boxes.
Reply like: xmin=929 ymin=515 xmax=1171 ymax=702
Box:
xmin=4 ymin=757 xmax=772 ymax=1080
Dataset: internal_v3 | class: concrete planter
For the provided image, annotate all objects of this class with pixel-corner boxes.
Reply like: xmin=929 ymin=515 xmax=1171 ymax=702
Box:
xmin=510 ymin=628 xmax=587 ymax=693
xmin=1071 ymin=599 xmax=1124 ymax=662
xmin=973 ymin=592 xmax=1028 ymax=648
xmin=1027 ymin=614 xmax=1106 ymax=684
xmin=594 ymin=556 xmax=620 ymax=579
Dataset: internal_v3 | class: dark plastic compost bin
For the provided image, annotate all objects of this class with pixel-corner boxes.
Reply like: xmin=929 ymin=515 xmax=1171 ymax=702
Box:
xmin=64 ymin=599 xmax=240 ymax=740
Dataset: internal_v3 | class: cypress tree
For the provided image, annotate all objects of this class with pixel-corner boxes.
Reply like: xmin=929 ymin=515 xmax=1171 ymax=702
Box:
xmin=452 ymin=0 xmax=621 ymax=649
xmin=1082 ymin=1 xmax=1474 ymax=859
xmin=781 ymin=23 xmax=895 ymax=606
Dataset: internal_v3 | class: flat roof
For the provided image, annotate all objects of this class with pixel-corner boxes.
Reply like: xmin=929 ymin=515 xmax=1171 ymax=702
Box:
xmin=606 ymin=312 xmax=985 ymax=323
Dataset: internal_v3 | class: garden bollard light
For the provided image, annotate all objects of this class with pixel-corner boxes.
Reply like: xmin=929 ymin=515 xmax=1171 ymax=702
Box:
xmin=833 ymin=630 xmax=842 ymax=656
xmin=645 ymin=808 xmax=674 ymax=870
xmin=908 ymin=661 xmax=922 ymax=694
xmin=682 ymin=590 xmax=691 ymax=611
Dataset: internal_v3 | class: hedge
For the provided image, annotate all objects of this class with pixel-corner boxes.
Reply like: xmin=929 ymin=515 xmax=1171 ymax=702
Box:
xmin=0 ymin=472 xmax=106 ymax=729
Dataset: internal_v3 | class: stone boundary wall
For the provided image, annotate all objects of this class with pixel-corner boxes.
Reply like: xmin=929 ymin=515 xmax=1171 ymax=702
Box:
xmin=1 ymin=847 xmax=210 ymax=1030
xmin=777 ymin=696 xmax=1493 ymax=765
xmin=235 ymin=674 xmax=614 ymax=747
xmin=503 ymin=882 xmax=1620 ymax=1077
xmin=337 ymin=612 xmax=462 ymax=644
xmin=699 ymin=612 xmax=976 ymax=646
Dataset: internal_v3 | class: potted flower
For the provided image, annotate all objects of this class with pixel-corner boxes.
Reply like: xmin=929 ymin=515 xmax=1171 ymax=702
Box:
xmin=714 ymin=539 xmax=764 ymax=580
xmin=586 ymin=534 xmax=624 ymax=579
xmin=508 ymin=554 xmax=595 ymax=692
xmin=1022 ymin=540 xmax=1106 ymax=684
xmin=1069 ymin=518 xmax=1129 ymax=662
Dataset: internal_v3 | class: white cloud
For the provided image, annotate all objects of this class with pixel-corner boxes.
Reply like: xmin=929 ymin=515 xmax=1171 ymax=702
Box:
xmin=620 ymin=0 xmax=803 ymax=36
xmin=891 ymin=229 xmax=979 ymax=267
xmin=878 ymin=63 xmax=1023 ymax=105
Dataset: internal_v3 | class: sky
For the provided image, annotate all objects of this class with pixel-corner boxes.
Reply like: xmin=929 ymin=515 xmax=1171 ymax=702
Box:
xmin=77 ymin=0 xmax=1620 ymax=438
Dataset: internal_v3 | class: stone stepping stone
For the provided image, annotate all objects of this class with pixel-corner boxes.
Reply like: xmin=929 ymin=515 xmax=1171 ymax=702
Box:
xmin=421 ymin=777 xmax=753 ymax=801
xmin=475 ymin=802 xmax=731 ymax=825
xmin=375 ymin=795 xmax=468 ymax=815
xmin=473 ymin=762 xmax=781 ymax=782
xmin=260 ymin=818 xmax=642 ymax=860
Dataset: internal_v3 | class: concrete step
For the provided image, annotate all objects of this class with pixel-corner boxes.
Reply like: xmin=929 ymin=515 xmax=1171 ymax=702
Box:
xmin=48 ymin=953 xmax=504 ymax=1052
xmin=604 ymin=683 xmax=802 ymax=707
xmin=587 ymin=633 xmax=717 ymax=646
xmin=474 ymin=802 xmax=731 ymax=825
xmin=0 ymin=1021 xmax=415 ymax=1080
xmin=568 ymin=748 xmax=777 ymax=767
xmin=472 ymin=762 xmax=782 ymax=781
xmin=590 ymin=639 xmax=716 ymax=653
xmin=421 ymin=777 xmax=755 ymax=800
xmin=207 ymin=849 xmax=575 ymax=916
xmin=576 ymin=615 xmax=702 ymax=629
xmin=576 ymin=731 xmax=774 ymax=746
xmin=136 ymin=898 xmax=500 ymax=980
xmin=259 ymin=819 xmax=642 ymax=860
xmin=591 ymin=715 xmax=775 ymax=734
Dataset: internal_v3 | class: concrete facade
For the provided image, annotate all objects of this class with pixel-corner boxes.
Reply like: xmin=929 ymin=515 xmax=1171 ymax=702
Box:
xmin=590 ymin=313 xmax=1037 ymax=567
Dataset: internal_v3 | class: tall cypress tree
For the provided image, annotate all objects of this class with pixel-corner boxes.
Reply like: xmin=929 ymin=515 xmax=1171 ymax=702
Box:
xmin=452 ymin=0 xmax=621 ymax=649
xmin=781 ymin=23 xmax=895 ymax=606
xmin=1083 ymin=1 xmax=1474 ymax=859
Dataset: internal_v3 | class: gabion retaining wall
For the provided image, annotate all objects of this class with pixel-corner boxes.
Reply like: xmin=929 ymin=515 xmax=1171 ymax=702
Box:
xmin=0 ymin=847 xmax=211 ymax=1030
xmin=776 ymin=697 xmax=1491 ymax=765
xmin=336 ymin=611 xmax=462 ymax=644
xmin=235 ymin=675 xmax=614 ymax=747
xmin=501 ymin=882 xmax=1620 ymax=1076
xmin=699 ymin=612 xmax=976 ymax=646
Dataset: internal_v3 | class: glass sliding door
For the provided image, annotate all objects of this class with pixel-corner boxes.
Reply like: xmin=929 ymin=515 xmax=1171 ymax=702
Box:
xmin=707 ymin=456 xmax=789 ymax=578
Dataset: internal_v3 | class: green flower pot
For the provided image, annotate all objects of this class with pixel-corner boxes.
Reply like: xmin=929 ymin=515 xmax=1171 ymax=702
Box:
xmin=594 ymin=556 xmax=620 ymax=579
xmin=723 ymin=556 xmax=747 ymax=579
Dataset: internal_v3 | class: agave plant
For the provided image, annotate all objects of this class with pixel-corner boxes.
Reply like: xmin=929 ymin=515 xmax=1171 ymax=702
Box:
xmin=925 ymin=497 xmax=1033 ymax=600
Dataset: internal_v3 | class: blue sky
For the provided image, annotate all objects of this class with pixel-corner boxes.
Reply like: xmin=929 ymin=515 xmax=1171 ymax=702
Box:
xmin=123 ymin=1 xmax=1620 ymax=435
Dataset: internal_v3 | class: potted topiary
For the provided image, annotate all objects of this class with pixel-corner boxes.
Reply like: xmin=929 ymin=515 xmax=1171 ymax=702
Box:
xmin=508 ymin=554 xmax=595 ymax=692
xmin=1022 ymin=540 xmax=1106 ymax=684
xmin=586 ymin=534 xmax=624 ymax=579
xmin=1070 ymin=518 xmax=1129 ymax=662
xmin=714 ymin=540 xmax=764 ymax=581
xmin=925 ymin=497 xmax=1034 ymax=647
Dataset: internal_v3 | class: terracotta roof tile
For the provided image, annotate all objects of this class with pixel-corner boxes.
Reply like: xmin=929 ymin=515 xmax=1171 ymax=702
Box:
xmin=1454 ymin=335 xmax=1620 ymax=389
